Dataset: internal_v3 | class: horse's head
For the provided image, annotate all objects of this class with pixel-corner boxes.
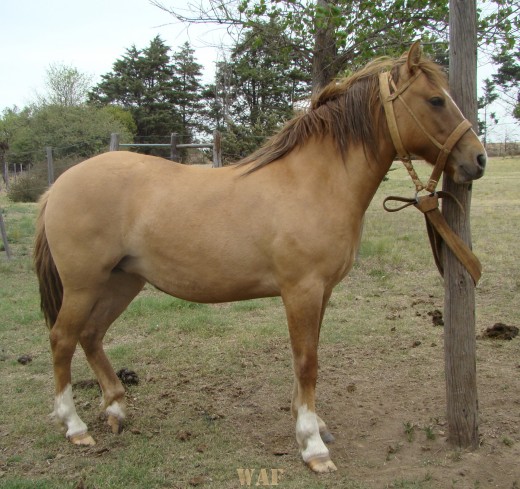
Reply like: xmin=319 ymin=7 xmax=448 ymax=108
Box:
xmin=382 ymin=42 xmax=486 ymax=189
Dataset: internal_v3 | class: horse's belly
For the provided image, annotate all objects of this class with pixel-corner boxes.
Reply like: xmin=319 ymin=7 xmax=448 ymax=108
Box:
xmin=120 ymin=254 xmax=280 ymax=303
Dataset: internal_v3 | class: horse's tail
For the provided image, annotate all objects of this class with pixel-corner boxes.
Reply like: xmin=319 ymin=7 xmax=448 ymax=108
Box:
xmin=34 ymin=191 xmax=63 ymax=329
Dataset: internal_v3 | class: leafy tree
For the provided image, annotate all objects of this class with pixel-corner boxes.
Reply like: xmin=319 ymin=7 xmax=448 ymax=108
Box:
xmin=154 ymin=0 xmax=518 ymax=93
xmin=230 ymin=20 xmax=310 ymax=125
xmin=205 ymin=19 xmax=311 ymax=161
xmin=1 ymin=103 xmax=134 ymax=201
xmin=90 ymin=37 xmax=209 ymax=148
xmin=491 ymin=51 xmax=520 ymax=121
xmin=478 ymin=0 xmax=519 ymax=54
xmin=154 ymin=0 xmax=449 ymax=93
xmin=37 ymin=63 xmax=93 ymax=107
xmin=0 ymin=107 xmax=33 ymax=165
xmin=0 ymin=104 xmax=134 ymax=167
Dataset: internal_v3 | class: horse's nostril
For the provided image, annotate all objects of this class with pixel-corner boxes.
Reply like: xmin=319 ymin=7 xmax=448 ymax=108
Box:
xmin=477 ymin=154 xmax=487 ymax=169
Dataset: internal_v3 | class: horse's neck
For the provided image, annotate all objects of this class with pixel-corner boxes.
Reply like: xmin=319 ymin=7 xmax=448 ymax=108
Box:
xmin=291 ymin=137 xmax=395 ymax=216
xmin=346 ymin=145 xmax=395 ymax=211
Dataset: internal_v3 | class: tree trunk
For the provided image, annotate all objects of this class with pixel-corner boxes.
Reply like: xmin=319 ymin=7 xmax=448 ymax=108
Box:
xmin=443 ymin=0 xmax=479 ymax=450
xmin=311 ymin=0 xmax=337 ymax=95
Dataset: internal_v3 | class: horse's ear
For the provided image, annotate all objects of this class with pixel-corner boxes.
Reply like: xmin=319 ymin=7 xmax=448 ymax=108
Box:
xmin=407 ymin=41 xmax=422 ymax=74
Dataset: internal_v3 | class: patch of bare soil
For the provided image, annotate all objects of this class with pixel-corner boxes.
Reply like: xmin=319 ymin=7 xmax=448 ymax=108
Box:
xmin=146 ymin=321 xmax=519 ymax=488
xmin=195 ymin=322 xmax=519 ymax=488
xmin=313 ymin=342 xmax=520 ymax=489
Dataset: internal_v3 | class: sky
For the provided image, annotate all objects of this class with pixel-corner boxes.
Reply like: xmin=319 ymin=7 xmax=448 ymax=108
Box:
xmin=1 ymin=0 xmax=517 ymax=141
xmin=0 ymin=0 xmax=225 ymax=110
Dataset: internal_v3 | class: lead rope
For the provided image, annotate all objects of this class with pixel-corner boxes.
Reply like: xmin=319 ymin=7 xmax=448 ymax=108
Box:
xmin=383 ymin=192 xmax=482 ymax=285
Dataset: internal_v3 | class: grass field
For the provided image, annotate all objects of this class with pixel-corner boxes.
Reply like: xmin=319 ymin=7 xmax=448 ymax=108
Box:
xmin=1 ymin=157 xmax=519 ymax=489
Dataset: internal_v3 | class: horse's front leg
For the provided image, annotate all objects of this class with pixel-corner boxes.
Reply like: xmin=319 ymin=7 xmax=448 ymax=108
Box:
xmin=283 ymin=285 xmax=337 ymax=473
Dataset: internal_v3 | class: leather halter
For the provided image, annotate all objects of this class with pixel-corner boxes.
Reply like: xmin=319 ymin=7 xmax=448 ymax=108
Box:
xmin=379 ymin=70 xmax=482 ymax=285
xmin=379 ymin=70 xmax=472 ymax=194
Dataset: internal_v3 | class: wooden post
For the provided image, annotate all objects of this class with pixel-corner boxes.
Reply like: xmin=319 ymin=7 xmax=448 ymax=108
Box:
xmin=46 ymin=147 xmax=55 ymax=186
xmin=109 ymin=133 xmax=120 ymax=151
xmin=0 ymin=146 xmax=8 ymax=191
xmin=170 ymin=133 xmax=180 ymax=162
xmin=212 ymin=131 xmax=222 ymax=168
xmin=443 ymin=0 xmax=479 ymax=449
xmin=0 ymin=212 xmax=12 ymax=260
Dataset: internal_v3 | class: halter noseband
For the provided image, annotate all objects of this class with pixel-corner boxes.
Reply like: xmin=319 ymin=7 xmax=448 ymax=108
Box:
xmin=379 ymin=70 xmax=473 ymax=194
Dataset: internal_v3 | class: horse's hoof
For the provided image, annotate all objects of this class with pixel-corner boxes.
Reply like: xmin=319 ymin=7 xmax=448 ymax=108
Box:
xmin=107 ymin=414 xmax=123 ymax=434
xmin=320 ymin=429 xmax=335 ymax=444
xmin=307 ymin=456 xmax=337 ymax=473
xmin=70 ymin=432 xmax=96 ymax=446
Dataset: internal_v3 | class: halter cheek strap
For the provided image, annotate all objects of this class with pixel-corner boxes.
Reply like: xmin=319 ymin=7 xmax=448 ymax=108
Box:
xmin=379 ymin=71 xmax=420 ymax=162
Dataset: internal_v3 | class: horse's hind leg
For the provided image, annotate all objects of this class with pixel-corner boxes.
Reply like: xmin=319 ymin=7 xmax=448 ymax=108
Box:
xmin=79 ymin=271 xmax=145 ymax=435
xmin=50 ymin=290 xmax=99 ymax=446
xmin=51 ymin=272 xmax=144 ymax=445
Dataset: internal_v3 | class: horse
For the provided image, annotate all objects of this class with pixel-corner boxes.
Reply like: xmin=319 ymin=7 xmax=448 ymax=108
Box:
xmin=34 ymin=42 xmax=486 ymax=473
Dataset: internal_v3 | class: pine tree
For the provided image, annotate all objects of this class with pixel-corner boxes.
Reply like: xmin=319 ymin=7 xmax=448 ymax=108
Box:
xmin=210 ymin=19 xmax=311 ymax=161
xmin=171 ymin=42 xmax=205 ymax=141
xmin=89 ymin=36 xmax=182 ymax=144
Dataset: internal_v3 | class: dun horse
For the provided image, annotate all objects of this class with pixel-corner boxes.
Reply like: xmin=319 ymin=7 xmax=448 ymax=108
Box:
xmin=34 ymin=43 xmax=486 ymax=472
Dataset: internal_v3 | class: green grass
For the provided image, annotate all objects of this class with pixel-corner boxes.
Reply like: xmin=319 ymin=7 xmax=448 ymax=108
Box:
xmin=1 ymin=158 xmax=520 ymax=489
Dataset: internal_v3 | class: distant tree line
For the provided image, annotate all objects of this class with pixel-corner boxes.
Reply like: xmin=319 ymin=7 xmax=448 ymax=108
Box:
xmin=1 ymin=0 xmax=518 ymax=190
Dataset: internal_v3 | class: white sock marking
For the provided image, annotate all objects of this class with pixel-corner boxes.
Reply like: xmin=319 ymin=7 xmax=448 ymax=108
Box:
xmin=53 ymin=384 xmax=88 ymax=438
xmin=296 ymin=405 xmax=329 ymax=462
xmin=106 ymin=400 xmax=125 ymax=420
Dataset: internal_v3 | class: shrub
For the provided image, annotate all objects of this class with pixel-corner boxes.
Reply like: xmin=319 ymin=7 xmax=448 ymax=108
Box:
xmin=7 ymin=172 xmax=47 ymax=202
xmin=7 ymin=154 xmax=87 ymax=203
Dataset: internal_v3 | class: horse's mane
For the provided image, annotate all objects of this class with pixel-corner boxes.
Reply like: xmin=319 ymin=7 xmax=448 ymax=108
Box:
xmin=238 ymin=51 xmax=447 ymax=173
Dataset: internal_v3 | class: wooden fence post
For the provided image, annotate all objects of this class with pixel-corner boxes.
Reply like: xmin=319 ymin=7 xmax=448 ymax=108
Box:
xmin=443 ymin=0 xmax=479 ymax=449
xmin=109 ymin=133 xmax=120 ymax=151
xmin=46 ymin=147 xmax=55 ymax=186
xmin=170 ymin=133 xmax=179 ymax=162
xmin=212 ymin=131 xmax=222 ymax=168
xmin=1 ymin=146 xmax=8 ymax=191
xmin=0 ymin=212 xmax=12 ymax=260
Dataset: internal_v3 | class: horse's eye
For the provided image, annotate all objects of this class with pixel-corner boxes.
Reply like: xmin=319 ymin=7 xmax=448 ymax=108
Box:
xmin=429 ymin=97 xmax=445 ymax=107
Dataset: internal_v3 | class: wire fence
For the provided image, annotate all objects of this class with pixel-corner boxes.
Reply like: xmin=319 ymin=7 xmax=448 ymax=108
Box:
xmin=1 ymin=147 xmax=101 ymax=202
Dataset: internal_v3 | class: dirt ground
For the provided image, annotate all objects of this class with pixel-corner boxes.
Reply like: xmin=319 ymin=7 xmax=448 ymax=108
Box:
xmin=212 ymin=314 xmax=520 ymax=489
xmin=83 ymin=296 xmax=520 ymax=489
xmin=222 ymin=322 xmax=520 ymax=488
xmin=4 ymin=292 xmax=519 ymax=489
xmin=3 ymin=297 xmax=520 ymax=489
